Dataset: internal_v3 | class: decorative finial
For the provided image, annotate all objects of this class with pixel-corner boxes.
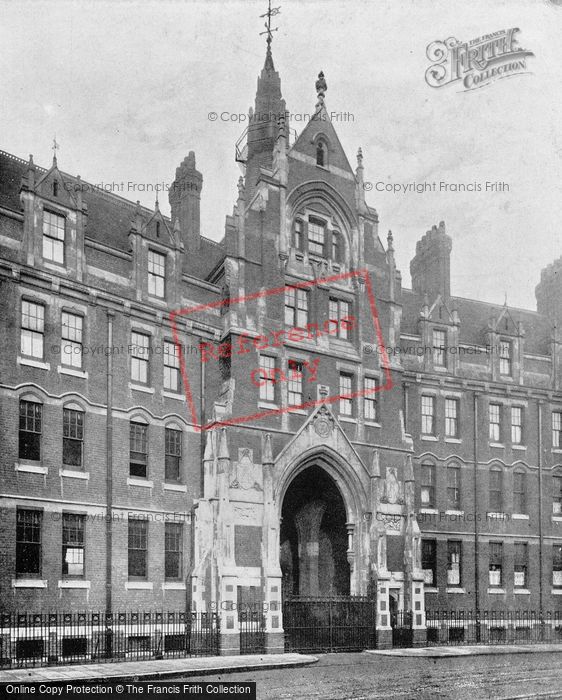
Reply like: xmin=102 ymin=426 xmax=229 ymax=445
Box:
xmin=357 ymin=147 xmax=363 ymax=168
xmin=260 ymin=0 xmax=281 ymax=57
xmin=315 ymin=71 xmax=327 ymax=104
xmin=52 ymin=136 xmax=59 ymax=165
xmin=155 ymin=192 xmax=159 ymax=210
xmin=504 ymin=291 xmax=508 ymax=306
xmin=387 ymin=230 xmax=394 ymax=252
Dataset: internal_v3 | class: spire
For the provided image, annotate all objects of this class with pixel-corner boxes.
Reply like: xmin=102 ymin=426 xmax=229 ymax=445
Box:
xmin=259 ymin=0 xmax=280 ymax=70
xmin=245 ymin=1 xmax=284 ymax=197
xmin=52 ymin=136 xmax=59 ymax=167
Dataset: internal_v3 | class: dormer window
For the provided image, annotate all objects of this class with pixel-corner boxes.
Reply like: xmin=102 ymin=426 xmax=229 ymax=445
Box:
xmin=499 ymin=340 xmax=512 ymax=376
xmin=433 ymin=328 xmax=446 ymax=367
xmin=53 ymin=181 xmax=58 ymax=197
xmin=43 ymin=210 xmax=65 ymax=264
xmin=148 ymin=249 xmax=166 ymax=298
xmin=316 ymin=140 xmax=328 ymax=167
xmin=307 ymin=218 xmax=325 ymax=256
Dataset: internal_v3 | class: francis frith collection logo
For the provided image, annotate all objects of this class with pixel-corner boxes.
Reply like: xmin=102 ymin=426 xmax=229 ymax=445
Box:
xmin=425 ymin=28 xmax=534 ymax=91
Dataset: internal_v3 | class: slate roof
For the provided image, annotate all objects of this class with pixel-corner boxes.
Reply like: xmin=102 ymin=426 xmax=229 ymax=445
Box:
xmin=0 ymin=149 xmax=224 ymax=277
xmin=401 ymin=288 xmax=552 ymax=356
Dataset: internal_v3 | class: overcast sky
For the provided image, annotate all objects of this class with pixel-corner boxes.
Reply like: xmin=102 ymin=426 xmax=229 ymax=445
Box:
xmin=1 ymin=0 xmax=561 ymax=310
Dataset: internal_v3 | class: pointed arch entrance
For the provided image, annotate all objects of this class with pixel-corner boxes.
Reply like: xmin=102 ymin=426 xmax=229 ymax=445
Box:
xmin=280 ymin=465 xmax=350 ymax=598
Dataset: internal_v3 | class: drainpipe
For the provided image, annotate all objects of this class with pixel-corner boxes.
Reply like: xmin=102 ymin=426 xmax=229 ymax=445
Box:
xmin=403 ymin=382 xmax=409 ymax=434
xmin=473 ymin=392 xmax=480 ymax=637
xmin=538 ymin=400 xmax=544 ymax=615
xmin=106 ymin=310 xmax=115 ymax=615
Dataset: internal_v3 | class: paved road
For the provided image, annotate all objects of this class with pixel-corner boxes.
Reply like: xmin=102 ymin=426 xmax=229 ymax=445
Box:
xmin=185 ymin=651 xmax=562 ymax=699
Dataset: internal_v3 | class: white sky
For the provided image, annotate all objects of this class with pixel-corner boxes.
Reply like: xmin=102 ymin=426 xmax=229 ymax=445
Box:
xmin=1 ymin=0 xmax=561 ymax=310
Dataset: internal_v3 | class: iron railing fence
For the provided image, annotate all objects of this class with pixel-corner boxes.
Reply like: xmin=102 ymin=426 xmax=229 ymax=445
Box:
xmin=425 ymin=610 xmax=562 ymax=646
xmin=391 ymin=610 xmax=414 ymax=648
xmin=283 ymin=595 xmax=377 ymax=653
xmin=0 ymin=611 xmax=220 ymax=669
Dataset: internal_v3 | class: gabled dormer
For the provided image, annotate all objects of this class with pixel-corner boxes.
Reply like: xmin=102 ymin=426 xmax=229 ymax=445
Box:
xmin=128 ymin=198 xmax=183 ymax=305
xmin=289 ymin=72 xmax=355 ymax=181
xmin=20 ymin=153 xmax=88 ymax=281
xmin=486 ymin=302 xmax=525 ymax=383
xmin=416 ymin=293 xmax=461 ymax=374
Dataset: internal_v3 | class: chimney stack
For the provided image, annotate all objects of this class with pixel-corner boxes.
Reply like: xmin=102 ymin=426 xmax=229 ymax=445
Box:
xmin=410 ymin=221 xmax=452 ymax=301
xmin=169 ymin=151 xmax=202 ymax=258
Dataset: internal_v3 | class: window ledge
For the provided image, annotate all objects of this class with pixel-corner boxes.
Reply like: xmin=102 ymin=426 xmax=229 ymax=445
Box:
xmin=421 ymin=435 xmax=438 ymax=441
xmin=258 ymin=401 xmax=279 ymax=410
xmin=125 ymin=581 xmax=153 ymax=590
xmin=512 ymin=444 xmax=527 ymax=450
xmin=59 ymin=468 xmax=89 ymax=480
xmin=58 ymin=366 xmax=88 ymax=379
xmin=12 ymin=579 xmax=47 ymax=588
xmin=162 ymin=390 xmax=185 ymax=401
xmin=58 ymin=580 xmax=90 ymax=589
xmin=15 ymin=461 xmax=47 ymax=475
xmin=444 ymin=437 xmax=462 ymax=444
xmin=339 ymin=416 xmax=357 ymax=424
xmin=287 ymin=407 xmax=308 ymax=415
xmin=129 ymin=383 xmax=155 ymax=394
xmin=552 ymin=448 xmax=562 ymax=454
xmin=487 ymin=512 xmax=508 ymax=520
xmin=551 ymin=588 xmax=562 ymax=595
xmin=514 ymin=588 xmax=531 ymax=595
xmin=487 ymin=588 xmax=506 ymax=594
xmin=445 ymin=510 xmax=465 ymax=516
xmin=424 ymin=587 xmax=439 ymax=594
xmin=162 ymin=582 xmax=186 ymax=591
xmin=127 ymin=478 xmax=154 ymax=488
xmin=552 ymin=516 xmax=562 ymax=522
xmin=364 ymin=421 xmax=381 ymax=428
xmin=420 ymin=508 xmax=438 ymax=515
xmin=163 ymin=483 xmax=187 ymax=493
xmin=512 ymin=513 xmax=529 ymax=520
xmin=446 ymin=587 xmax=466 ymax=594
xmin=489 ymin=443 xmax=505 ymax=449
xmin=17 ymin=357 xmax=50 ymax=371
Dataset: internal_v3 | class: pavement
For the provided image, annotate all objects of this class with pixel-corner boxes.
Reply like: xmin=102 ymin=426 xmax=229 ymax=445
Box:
xmin=1 ymin=644 xmax=562 ymax=684
xmin=366 ymin=642 xmax=562 ymax=657
xmin=0 ymin=653 xmax=318 ymax=684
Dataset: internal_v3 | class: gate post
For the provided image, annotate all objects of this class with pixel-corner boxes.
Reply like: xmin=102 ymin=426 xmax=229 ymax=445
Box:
xmin=264 ymin=580 xmax=284 ymax=654
xmin=219 ymin=603 xmax=240 ymax=656
xmin=375 ymin=584 xmax=392 ymax=649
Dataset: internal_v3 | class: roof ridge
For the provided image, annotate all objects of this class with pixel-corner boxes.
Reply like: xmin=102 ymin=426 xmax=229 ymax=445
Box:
xmin=0 ymin=148 xmax=164 ymax=216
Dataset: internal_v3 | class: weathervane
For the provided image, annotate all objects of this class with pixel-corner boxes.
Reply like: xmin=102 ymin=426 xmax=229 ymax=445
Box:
xmin=260 ymin=0 xmax=281 ymax=48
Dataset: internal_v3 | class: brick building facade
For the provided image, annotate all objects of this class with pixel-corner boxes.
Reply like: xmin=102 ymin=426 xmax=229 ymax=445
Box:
xmin=1 ymin=44 xmax=562 ymax=652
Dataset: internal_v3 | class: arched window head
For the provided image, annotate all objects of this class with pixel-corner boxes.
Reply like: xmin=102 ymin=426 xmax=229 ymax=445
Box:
xmin=316 ymin=140 xmax=328 ymax=167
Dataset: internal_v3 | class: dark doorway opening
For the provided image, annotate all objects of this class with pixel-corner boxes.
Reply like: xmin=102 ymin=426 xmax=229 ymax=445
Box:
xmin=280 ymin=466 xmax=350 ymax=598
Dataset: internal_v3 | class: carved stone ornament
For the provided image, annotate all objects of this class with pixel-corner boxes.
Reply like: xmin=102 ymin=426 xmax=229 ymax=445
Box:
xmin=313 ymin=405 xmax=335 ymax=437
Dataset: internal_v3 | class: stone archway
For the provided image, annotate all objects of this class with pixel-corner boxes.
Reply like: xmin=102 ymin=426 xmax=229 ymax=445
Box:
xmin=280 ymin=465 xmax=350 ymax=598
